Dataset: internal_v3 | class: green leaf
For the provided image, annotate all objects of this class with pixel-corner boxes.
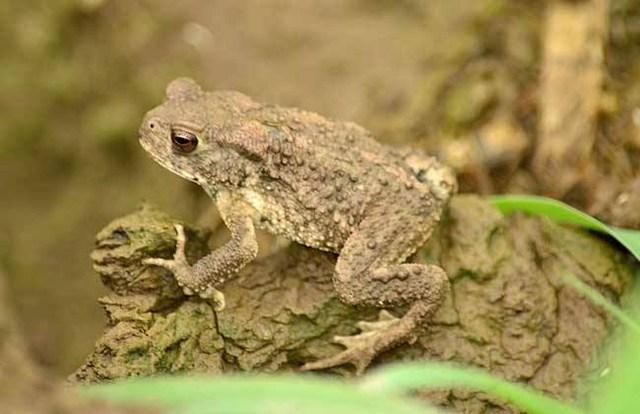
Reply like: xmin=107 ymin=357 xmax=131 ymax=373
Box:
xmin=81 ymin=374 xmax=440 ymax=414
xmin=561 ymin=274 xmax=640 ymax=335
xmin=490 ymin=195 xmax=640 ymax=413
xmin=490 ymin=195 xmax=640 ymax=261
xmin=558 ymin=276 xmax=640 ymax=413
xmin=587 ymin=330 xmax=640 ymax=414
xmin=360 ymin=362 xmax=583 ymax=414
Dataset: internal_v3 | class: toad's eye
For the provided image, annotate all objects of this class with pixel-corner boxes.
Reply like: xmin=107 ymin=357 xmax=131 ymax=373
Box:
xmin=171 ymin=130 xmax=198 ymax=153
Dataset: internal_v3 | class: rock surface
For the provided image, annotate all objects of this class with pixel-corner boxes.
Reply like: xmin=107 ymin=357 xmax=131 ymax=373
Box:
xmin=71 ymin=196 xmax=634 ymax=413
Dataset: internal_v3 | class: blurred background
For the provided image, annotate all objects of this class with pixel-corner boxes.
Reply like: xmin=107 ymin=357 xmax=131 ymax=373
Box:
xmin=1 ymin=0 xmax=639 ymax=375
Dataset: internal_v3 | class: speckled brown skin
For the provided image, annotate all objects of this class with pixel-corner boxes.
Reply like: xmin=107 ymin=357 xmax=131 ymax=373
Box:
xmin=138 ymin=78 xmax=457 ymax=373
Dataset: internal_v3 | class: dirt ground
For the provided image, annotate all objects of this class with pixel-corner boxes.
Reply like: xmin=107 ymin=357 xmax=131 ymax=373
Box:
xmin=1 ymin=0 xmax=640 ymax=396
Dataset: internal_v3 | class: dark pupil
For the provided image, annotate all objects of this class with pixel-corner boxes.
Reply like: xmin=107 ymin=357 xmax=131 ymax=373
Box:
xmin=174 ymin=135 xmax=190 ymax=145
xmin=171 ymin=131 xmax=197 ymax=153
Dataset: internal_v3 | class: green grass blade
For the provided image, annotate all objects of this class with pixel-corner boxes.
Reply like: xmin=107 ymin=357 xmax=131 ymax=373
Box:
xmin=491 ymin=195 xmax=640 ymax=413
xmin=587 ymin=330 xmax=640 ymax=414
xmin=560 ymin=274 xmax=640 ymax=412
xmin=561 ymin=274 xmax=640 ymax=335
xmin=360 ymin=362 xmax=583 ymax=414
xmin=81 ymin=374 xmax=440 ymax=414
xmin=490 ymin=195 xmax=640 ymax=261
xmin=608 ymin=227 xmax=640 ymax=262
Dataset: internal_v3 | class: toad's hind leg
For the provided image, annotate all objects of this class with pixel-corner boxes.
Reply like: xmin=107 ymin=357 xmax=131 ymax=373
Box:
xmin=301 ymin=201 xmax=449 ymax=374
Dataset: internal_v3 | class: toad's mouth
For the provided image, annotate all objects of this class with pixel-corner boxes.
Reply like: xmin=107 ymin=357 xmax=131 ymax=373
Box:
xmin=137 ymin=132 xmax=153 ymax=154
xmin=138 ymin=135 xmax=200 ymax=185
xmin=138 ymin=138 xmax=165 ymax=168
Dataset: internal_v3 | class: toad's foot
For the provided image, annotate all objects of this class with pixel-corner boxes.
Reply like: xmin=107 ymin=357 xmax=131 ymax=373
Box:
xmin=301 ymin=309 xmax=418 ymax=375
xmin=143 ymin=224 xmax=225 ymax=310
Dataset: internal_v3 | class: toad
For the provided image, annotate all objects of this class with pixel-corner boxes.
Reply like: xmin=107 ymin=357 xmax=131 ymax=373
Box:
xmin=138 ymin=78 xmax=456 ymax=373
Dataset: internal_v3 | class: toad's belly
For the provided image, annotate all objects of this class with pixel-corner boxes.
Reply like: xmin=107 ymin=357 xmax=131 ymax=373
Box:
xmin=239 ymin=188 xmax=353 ymax=253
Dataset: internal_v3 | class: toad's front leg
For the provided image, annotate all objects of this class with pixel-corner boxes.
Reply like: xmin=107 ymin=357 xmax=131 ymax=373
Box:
xmin=144 ymin=192 xmax=258 ymax=310
xmin=301 ymin=201 xmax=449 ymax=374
